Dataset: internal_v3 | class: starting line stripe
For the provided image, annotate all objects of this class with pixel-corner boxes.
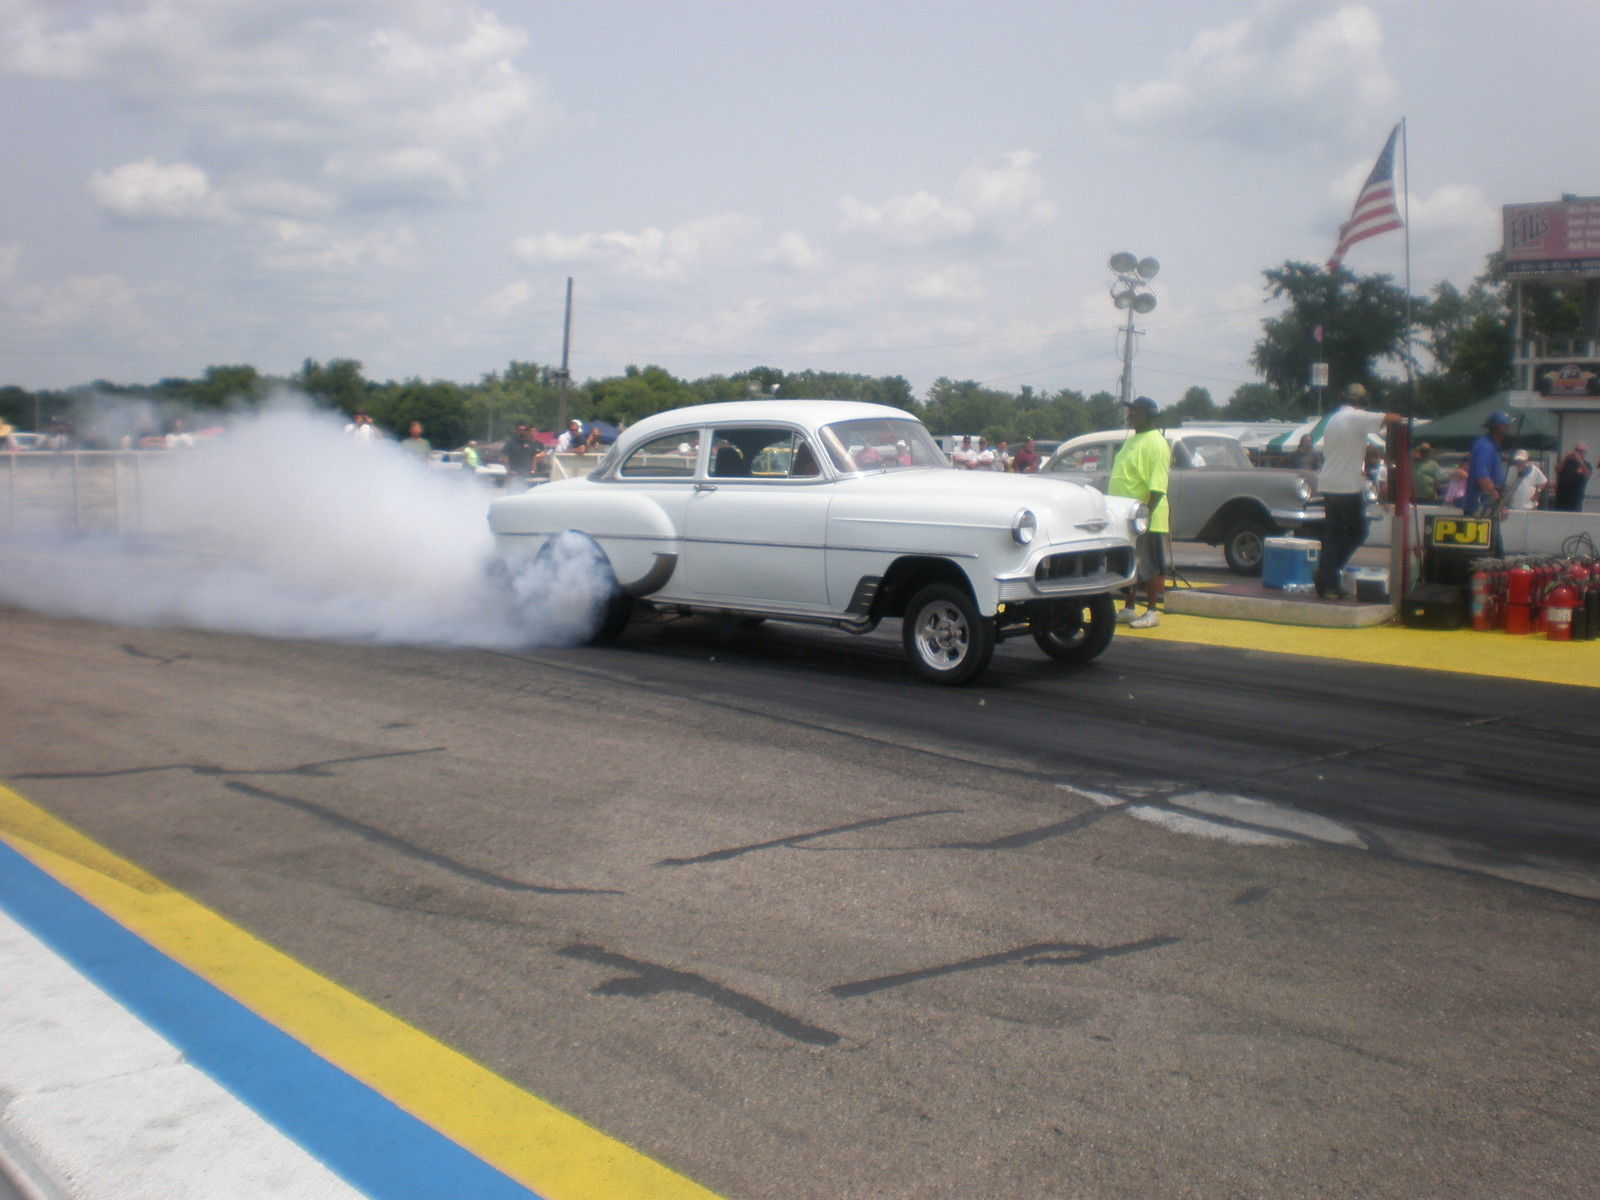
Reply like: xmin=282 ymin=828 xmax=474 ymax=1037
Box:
xmin=1122 ymin=611 xmax=1600 ymax=689
xmin=0 ymin=784 xmax=723 ymax=1200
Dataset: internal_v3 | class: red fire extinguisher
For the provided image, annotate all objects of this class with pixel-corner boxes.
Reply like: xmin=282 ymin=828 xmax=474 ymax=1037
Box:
xmin=1469 ymin=562 xmax=1491 ymax=631
xmin=1546 ymin=583 xmax=1576 ymax=641
xmin=1505 ymin=562 xmax=1534 ymax=635
xmin=1574 ymin=562 xmax=1593 ymax=640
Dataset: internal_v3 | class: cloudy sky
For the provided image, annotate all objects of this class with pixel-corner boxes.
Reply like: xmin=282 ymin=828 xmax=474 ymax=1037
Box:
xmin=1 ymin=0 xmax=1593 ymax=404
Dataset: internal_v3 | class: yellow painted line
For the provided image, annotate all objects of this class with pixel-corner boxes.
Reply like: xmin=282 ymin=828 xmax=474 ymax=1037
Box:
xmin=0 ymin=784 xmax=724 ymax=1200
xmin=1121 ymin=612 xmax=1600 ymax=689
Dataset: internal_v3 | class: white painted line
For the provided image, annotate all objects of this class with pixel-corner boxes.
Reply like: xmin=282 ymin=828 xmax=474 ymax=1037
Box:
xmin=0 ymin=911 xmax=365 ymax=1200
xmin=1126 ymin=805 xmax=1299 ymax=847
xmin=1167 ymin=791 xmax=1367 ymax=847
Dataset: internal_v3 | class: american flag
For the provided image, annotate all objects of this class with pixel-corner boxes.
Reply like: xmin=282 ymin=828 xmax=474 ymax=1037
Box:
xmin=1327 ymin=124 xmax=1403 ymax=270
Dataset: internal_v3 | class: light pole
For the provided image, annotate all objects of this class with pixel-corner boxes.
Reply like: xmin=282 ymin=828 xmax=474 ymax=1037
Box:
xmin=1109 ymin=252 xmax=1159 ymax=406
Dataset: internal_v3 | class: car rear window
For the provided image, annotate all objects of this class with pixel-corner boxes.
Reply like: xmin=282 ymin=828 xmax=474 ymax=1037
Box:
xmin=619 ymin=431 xmax=699 ymax=477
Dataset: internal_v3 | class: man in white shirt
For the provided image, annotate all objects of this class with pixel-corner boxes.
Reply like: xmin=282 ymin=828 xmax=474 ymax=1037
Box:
xmin=976 ymin=437 xmax=996 ymax=469
xmin=1313 ymin=383 xmax=1400 ymax=600
xmin=1502 ymin=450 xmax=1548 ymax=511
xmin=951 ymin=436 xmax=979 ymax=469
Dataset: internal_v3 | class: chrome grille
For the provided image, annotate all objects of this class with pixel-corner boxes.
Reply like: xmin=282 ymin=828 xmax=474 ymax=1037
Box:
xmin=1035 ymin=547 xmax=1133 ymax=582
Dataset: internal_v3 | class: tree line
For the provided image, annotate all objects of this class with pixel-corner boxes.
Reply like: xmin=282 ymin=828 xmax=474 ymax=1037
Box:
xmin=2 ymin=253 xmax=1586 ymax=450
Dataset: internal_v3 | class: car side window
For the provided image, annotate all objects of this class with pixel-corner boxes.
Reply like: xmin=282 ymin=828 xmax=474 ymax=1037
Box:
xmin=619 ymin=431 xmax=698 ymax=477
xmin=1055 ymin=441 xmax=1115 ymax=472
xmin=711 ymin=426 xmax=817 ymax=479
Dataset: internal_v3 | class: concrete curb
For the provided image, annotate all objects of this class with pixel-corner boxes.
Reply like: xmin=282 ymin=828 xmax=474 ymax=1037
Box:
xmin=1166 ymin=588 xmax=1395 ymax=628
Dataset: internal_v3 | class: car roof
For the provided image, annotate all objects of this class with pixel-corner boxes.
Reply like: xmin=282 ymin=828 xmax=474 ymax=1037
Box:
xmin=1054 ymin=427 xmax=1245 ymax=452
xmin=618 ymin=399 xmax=915 ymax=443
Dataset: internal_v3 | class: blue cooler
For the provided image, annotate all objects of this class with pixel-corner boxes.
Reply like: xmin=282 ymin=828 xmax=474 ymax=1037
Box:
xmin=1261 ymin=536 xmax=1319 ymax=589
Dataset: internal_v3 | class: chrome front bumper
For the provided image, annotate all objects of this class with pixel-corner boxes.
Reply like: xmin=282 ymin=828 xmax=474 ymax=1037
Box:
xmin=995 ymin=539 xmax=1138 ymax=603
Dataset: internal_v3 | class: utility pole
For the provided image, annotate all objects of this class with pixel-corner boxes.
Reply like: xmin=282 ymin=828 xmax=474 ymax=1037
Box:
xmin=554 ymin=276 xmax=574 ymax=430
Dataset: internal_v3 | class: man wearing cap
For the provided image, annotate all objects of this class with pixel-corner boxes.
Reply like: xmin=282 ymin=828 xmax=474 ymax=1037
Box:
xmin=1502 ymin=449 xmax=1548 ymax=512
xmin=556 ymin=419 xmax=586 ymax=452
xmin=1463 ymin=411 xmax=1509 ymax=517
xmin=1108 ymin=396 xmax=1170 ymax=628
xmin=1314 ymin=382 xmax=1400 ymax=600
xmin=1554 ymin=443 xmax=1591 ymax=512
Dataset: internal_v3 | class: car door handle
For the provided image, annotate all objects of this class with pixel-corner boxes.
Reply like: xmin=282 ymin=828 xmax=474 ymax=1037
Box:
xmin=695 ymin=482 xmax=718 ymax=492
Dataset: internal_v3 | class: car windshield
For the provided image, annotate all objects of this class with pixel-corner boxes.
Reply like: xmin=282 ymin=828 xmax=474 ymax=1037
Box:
xmin=1175 ymin=435 xmax=1251 ymax=469
xmin=819 ymin=419 xmax=946 ymax=473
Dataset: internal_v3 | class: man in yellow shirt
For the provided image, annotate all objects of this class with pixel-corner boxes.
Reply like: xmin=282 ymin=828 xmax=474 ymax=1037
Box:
xmin=1107 ymin=396 xmax=1170 ymax=628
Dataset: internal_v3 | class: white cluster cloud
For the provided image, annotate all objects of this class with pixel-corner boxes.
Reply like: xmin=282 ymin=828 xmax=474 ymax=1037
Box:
xmin=1106 ymin=4 xmax=1397 ymax=150
xmin=88 ymin=159 xmax=230 ymax=223
xmin=0 ymin=244 xmax=149 ymax=345
xmin=513 ymin=214 xmax=759 ymax=283
xmin=840 ymin=151 xmax=1056 ymax=248
xmin=259 ymin=221 xmax=417 ymax=274
xmin=5 ymin=0 xmax=546 ymax=208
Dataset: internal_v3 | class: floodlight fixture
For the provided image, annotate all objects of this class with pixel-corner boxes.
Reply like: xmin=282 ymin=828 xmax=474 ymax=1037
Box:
xmin=1108 ymin=249 xmax=1159 ymax=406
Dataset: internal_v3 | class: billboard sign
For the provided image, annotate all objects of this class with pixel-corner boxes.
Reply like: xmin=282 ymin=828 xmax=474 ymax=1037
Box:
xmin=1503 ymin=199 xmax=1600 ymax=276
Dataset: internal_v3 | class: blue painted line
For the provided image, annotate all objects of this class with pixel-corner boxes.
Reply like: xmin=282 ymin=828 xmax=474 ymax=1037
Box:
xmin=0 ymin=840 xmax=547 ymax=1200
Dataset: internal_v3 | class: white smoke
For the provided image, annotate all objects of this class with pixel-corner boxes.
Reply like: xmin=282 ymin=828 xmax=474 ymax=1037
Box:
xmin=0 ymin=395 xmax=609 ymax=649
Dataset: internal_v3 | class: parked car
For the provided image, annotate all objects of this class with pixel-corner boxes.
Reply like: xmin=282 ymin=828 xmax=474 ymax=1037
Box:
xmin=487 ymin=400 xmax=1145 ymax=684
xmin=1042 ymin=429 xmax=1322 ymax=575
xmin=3 ymin=431 xmax=45 ymax=451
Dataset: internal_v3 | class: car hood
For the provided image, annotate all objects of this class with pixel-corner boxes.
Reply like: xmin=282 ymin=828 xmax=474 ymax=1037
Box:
xmin=831 ymin=468 xmax=1121 ymax=540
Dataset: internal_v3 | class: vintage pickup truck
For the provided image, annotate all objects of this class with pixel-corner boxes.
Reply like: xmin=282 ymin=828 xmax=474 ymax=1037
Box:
xmin=1042 ymin=428 xmax=1324 ymax=575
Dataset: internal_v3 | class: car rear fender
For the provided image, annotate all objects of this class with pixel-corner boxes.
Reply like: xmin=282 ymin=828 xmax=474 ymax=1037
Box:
xmin=489 ymin=484 xmax=683 ymax=594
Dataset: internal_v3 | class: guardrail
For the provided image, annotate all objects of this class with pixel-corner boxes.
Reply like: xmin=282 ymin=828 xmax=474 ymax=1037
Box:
xmin=2 ymin=451 xmax=163 ymax=536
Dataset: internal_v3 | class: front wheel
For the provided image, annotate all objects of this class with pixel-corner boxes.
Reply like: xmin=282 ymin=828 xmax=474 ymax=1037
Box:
xmin=901 ymin=583 xmax=995 ymax=685
xmin=1029 ymin=593 xmax=1116 ymax=663
xmin=1223 ymin=517 xmax=1271 ymax=576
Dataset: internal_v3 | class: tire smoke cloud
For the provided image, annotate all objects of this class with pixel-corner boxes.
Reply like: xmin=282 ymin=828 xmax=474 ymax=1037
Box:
xmin=0 ymin=397 xmax=607 ymax=649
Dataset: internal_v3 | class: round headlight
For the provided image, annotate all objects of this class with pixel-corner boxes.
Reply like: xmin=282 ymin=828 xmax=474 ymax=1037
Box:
xmin=1132 ymin=503 xmax=1150 ymax=535
xmin=1296 ymin=477 xmax=1313 ymax=503
xmin=1011 ymin=508 xmax=1037 ymax=545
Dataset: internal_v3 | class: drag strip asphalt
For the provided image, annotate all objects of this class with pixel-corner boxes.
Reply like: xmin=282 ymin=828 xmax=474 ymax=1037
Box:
xmin=2 ymin=605 xmax=1597 ymax=1199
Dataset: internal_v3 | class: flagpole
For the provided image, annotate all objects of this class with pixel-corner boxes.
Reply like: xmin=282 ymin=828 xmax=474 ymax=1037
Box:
xmin=1401 ymin=117 xmax=1414 ymax=422
xmin=1397 ymin=117 xmax=1415 ymax=606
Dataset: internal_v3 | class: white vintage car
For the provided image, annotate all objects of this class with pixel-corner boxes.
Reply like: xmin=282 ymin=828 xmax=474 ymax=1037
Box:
xmin=487 ymin=400 xmax=1144 ymax=684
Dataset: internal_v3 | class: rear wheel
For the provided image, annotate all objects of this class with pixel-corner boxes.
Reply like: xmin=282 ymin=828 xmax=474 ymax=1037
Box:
xmin=1223 ymin=517 xmax=1271 ymax=575
xmin=1029 ymin=593 xmax=1116 ymax=663
xmin=592 ymin=592 xmax=633 ymax=643
xmin=901 ymin=583 xmax=995 ymax=685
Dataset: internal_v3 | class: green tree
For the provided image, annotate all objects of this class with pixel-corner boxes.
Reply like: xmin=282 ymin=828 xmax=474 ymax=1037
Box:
xmin=1168 ymin=386 xmax=1217 ymax=423
xmin=1251 ymin=262 xmax=1409 ymax=406
xmin=373 ymin=378 xmax=470 ymax=448
xmin=920 ymin=378 xmax=1017 ymax=436
xmin=185 ymin=364 xmax=262 ymax=408
xmin=1223 ymin=382 xmax=1293 ymax=421
xmin=583 ymin=364 xmax=693 ymax=428
xmin=296 ymin=358 xmax=369 ymax=413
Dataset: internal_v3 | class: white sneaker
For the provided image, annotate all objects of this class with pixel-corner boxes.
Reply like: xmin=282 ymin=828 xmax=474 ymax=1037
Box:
xmin=1128 ymin=609 xmax=1160 ymax=629
xmin=1116 ymin=607 xmax=1139 ymax=624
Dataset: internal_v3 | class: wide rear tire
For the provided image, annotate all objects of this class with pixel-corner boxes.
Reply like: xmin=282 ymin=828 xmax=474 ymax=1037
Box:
xmin=1029 ymin=593 xmax=1116 ymax=663
xmin=901 ymin=583 xmax=995 ymax=685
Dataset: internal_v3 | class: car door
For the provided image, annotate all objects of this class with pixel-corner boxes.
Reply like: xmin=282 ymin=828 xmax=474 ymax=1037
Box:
xmin=679 ymin=425 xmax=833 ymax=611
